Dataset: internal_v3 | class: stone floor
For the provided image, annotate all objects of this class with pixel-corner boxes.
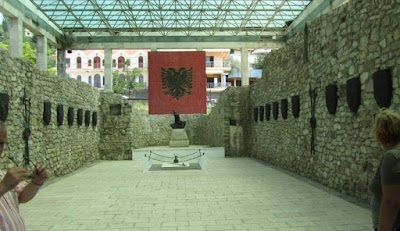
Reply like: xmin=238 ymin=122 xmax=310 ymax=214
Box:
xmin=20 ymin=158 xmax=372 ymax=231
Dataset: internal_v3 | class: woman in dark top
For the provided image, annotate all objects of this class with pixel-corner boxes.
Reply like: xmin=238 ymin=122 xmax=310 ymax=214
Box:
xmin=369 ymin=109 xmax=400 ymax=231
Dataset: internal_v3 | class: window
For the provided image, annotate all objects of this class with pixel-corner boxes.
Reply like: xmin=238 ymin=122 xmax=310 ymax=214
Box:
xmin=77 ymin=57 xmax=81 ymax=69
xmin=112 ymin=59 xmax=116 ymax=68
xmin=94 ymin=57 xmax=101 ymax=69
xmin=88 ymin=59 xmax=92 ymax=67
xmin=206 ymin=56 xmax=214 ymax=67
xmin=88 ymin=76 xmax=92 ymax=85
xmin=67 ymin=50 xmax=72 ymax=53
xmin=118 ymin=56 xmax=125 ymax=69
xmin=65 ymin=58 xmax=71 ymax=68
xmin=139 ymin=74 xmax=144 ymax=83
xmin=102 ymin=59 xmax=105 ymax=67
xmin=138 ymin=56 xmax=143 ymax=68
xmin=77 ymin=75 xmax=81 ymax=81
xmin=94 ymin=74 xmax=101 ymax=88
xmin=103 ymin=76 xmax=105 ymax=85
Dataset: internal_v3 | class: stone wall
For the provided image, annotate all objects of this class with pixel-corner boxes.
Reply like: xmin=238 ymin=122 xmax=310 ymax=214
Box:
xmin=183 ymin=87 xmax=250 ymax=157
xmin=98 ymin=94 xmax=210 ymax=160
xmin=0 ymin=49 xmax=100 ymax=177
xmin=249 ymin=0 xmax=400 ymax=200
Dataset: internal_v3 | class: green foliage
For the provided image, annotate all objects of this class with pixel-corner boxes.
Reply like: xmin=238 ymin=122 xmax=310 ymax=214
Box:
xmin=1 ymin=17 xmax=8 ymax=41
xmin=224 ymin=55 xmax=240 ymax=74
xmin=112 ymin=61 xmax=145 ymax=97
xmin=252 ymin=54 xmax=267 ymax=69
xmin=23 ymin=42 xmax=36 ymax=65
xmin=0 ymin=42 xmax=8 ymax=50
xmin=0 ymin=17 xmax=57 ymax=72
xmin=47 ymin=68 xmax=57 ymax=75
xmin=112 ymin=70 xmax=125 ymax=94
xmin=132 ymin=101 xmax=148 ymax=112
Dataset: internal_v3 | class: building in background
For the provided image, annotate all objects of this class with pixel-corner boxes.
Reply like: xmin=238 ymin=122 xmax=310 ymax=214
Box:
xmin=65 ymin=48 xmax=264 ymax=106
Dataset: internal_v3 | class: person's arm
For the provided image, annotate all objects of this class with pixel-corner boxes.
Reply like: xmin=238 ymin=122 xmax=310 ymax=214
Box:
xmin=0 ymin=167 xmax=30 ymax=197
xmin=378 ymin=185 xmax=400 ymax=231
xmin=378 ymin=153 xmax=400 ymax=231
xmin=18 ymin=165 xmax=48 ymax=203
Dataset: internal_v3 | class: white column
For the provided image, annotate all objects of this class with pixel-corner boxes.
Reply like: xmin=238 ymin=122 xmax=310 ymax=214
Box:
xmin=36 ymin=36 xmax=48 ymax=71
xmin=214 ymin=77 xmax=218 ymax=87
xmin=57 ymin=49 xmax=66 ymax=77
xmin=234 ymin=79 xmax=237 ymax=87
xmin=241 ymin=48 xmax=249 ymax=86
xmin=104 ymin=48 xmax=113 ymax=91
xmin=222 ymin=74 xmax=227 ymax=87
xmin=9 ymin=18 xmax=23 ymax=58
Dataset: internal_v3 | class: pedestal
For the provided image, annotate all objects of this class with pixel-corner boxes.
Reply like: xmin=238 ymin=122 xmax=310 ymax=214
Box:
xmin=169 ymin=128 xmax=189 ymax=147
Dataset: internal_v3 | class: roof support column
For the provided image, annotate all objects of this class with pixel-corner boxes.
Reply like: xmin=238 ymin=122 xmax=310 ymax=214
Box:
xmin=104 ymin=48 xmax=113 ymax=91
xmin=241 ymin=48 xmax=249 ymax=86
xmin=57 ymin=49 xmax=66 ymax=77
xmin=8 ymin=18 xmax=23 ymax=58
xmin=36 ymin=36 xmax=48 ymax=71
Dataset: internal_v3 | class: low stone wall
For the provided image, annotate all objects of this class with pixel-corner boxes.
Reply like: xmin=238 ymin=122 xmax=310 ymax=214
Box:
xmin=248 ymin=0 xmax=400 ymax=200
xmin=0 ymin=49 xmax=100 ymax=177
xmin=98 ymin=93 xmax=209 ymax=160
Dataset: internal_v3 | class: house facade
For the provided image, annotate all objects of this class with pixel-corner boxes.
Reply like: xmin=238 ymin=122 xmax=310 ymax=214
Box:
xmin=65 ymin=49 xmax=262 ymax=103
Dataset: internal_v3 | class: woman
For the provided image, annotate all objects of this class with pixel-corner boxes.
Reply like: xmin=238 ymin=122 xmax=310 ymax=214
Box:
xmin=369 ymin=109 xmax=400 ymax=231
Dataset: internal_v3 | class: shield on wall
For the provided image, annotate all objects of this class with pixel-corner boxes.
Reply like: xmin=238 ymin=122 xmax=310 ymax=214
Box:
xmin=68 ymin=107 xmax=74 ymax=127
xmin=326 ymin=84 xmax=338 ymax=115
xmin=0 ymin=93 xmax=9 ymax=122
xmin=273 ymin=101 xmax=279 ymax=120
xmin=265 ymin=104 xmax=271 ymax=121
xmin=43 ymin=101 xmax=51 ymax=125
xmin=291 ymin=95 xmax=300 ymax=118
xmin=346 ymin=77 xmax=361 ymax=113
xmin=373 ymin=69 xmax=392 ymax=108
xmin=254 ymin=107 xmax=259 ymax=122
xmin=281 ymin=98 xmax=288 ymax=120
xmin=259 ymin=105 xmax=264 ymax=122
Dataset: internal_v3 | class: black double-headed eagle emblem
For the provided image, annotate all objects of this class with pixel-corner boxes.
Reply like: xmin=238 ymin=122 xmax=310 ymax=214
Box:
xmin=161 ymin=67 xmax=193 ymax=100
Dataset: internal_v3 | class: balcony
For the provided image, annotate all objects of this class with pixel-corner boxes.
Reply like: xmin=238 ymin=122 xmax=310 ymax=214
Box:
xmin=206 ymin=82 xmax=232 ymax=89
xmin=228 ymin=69 xmax=263 ymax=78
xmin=206 ymin=61 xmax=231 ymax=68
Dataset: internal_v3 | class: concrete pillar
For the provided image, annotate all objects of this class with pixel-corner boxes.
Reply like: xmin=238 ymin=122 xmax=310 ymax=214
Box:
xmin=241 ymin=48 xmax=249 ymax=86
xmin=36 ymin=36 xmax=48 ymax=71
xmin=214 ymin=77 xmax=218 ymax=87
xmin=57 ymin=49 xmax=66 ymax=77
xmin=104 ymin=48 xmax=113 ymax=91
xmin=9 ymin=18 xmax=23 ymax=58
xmin=222 ymin=74 xmax=227 ymax=87
xmin=234 ymin=79 xmax=237 ymax=87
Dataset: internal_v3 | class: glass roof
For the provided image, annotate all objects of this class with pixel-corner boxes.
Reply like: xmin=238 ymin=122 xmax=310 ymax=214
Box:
xmin=28 ymin=0 xmax=312 ymax=37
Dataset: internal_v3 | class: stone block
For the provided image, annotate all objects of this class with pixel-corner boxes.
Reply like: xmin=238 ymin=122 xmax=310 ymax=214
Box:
xmin=169 ymin=128 xmax=189 ymax=147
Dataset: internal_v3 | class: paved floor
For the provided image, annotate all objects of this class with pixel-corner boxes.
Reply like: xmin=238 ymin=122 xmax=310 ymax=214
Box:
xmin=20 ymin=158 xmax=371 ymax=231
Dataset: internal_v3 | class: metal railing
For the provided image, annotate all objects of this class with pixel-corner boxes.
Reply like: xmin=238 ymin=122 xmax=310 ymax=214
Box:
xmin=206 ymin=82 xmax=232 ymax=88
xmin=206 ymin=61 xmax=231 ymax=68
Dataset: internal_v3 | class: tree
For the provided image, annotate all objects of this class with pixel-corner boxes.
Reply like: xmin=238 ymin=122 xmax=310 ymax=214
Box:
xmin=252 ymin=54 xmax=267 ymax=69
xmin=112 ymin=60 xmax=145 ymax=98
xmin=23 ymin=41 xmax=36 ymax=65
xmin=224 ymin=55 xmax=240 ymax=75
xmin=0 ymin=16 xmax=56 ymax=72
xmin=1 ymin=16 xmax=8 ymax=42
